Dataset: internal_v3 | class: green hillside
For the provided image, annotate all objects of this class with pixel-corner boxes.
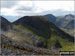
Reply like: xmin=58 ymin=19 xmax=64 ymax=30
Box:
xmin=13 ymin=16 xmax=74 ymax=51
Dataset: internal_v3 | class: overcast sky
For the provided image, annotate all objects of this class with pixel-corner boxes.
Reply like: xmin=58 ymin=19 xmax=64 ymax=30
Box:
xmin=1 ymin=0 xmax=74 ymax=22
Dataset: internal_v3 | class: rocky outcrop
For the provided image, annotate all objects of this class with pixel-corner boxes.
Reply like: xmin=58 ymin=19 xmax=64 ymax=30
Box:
xmin=1 ymin=34 xmax=55 ymax=55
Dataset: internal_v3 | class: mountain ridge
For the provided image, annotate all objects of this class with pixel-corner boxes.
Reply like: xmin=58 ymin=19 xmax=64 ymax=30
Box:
xmin=0 ymin=16 xmax=12 ymax=31
xmin=1 ymin=15 xmax=74 ymax=55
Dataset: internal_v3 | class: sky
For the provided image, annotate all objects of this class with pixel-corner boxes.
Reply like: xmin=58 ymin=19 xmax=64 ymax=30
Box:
xmin=1 ymin=0 xmax=75 ymax=22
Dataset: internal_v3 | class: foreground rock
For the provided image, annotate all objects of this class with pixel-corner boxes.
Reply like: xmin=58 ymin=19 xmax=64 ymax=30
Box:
xmin=1 ymin=34 xmax=55 ymax=55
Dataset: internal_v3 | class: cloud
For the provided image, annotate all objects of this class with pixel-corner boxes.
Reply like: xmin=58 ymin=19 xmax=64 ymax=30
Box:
xmin=17 ymin=6 xmax=33 ymax=11
xmin=40 ymin=9 xmax=75 ymax=16
xmin=34 ymin=1 xmax=74 ymax=11
xmin=1 ymin=1 xmax=74 ymax=16
xmin=16 ymin=1 xmax=35 ymax=12
xmin=1 ymin=1 xmax=18 ymax=8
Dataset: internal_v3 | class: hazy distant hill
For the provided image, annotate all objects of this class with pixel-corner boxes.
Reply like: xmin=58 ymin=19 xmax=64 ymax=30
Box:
xmin=64 ymin=20 xmax=74 ymax=30
xmin=56 ymin=14 xmax=75 ymax=28
xmin=44 ymin=14 xmax=74 ymax=29
xmin=44 ymin=14 xmax=75 ymax=36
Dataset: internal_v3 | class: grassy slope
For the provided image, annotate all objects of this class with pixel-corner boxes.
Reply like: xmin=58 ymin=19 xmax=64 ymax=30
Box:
xmin=12 ymin=16 xmax=74 ymax=51
xmin=49 ymin=34 xmax=74 ymax=51
xmin=12 ymin=24 xmax=74 ymax=51
xmin=60 ymin=28 xmax=74 ymax=36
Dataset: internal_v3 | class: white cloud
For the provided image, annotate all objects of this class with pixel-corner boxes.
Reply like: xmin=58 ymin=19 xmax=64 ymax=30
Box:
xmin=1 ymin=1 xmax=74 ymax=16
xmin=1 ymin=7 xmax=19 ymax=16
xmin=34 ymin=1 xmax=74 ymax=11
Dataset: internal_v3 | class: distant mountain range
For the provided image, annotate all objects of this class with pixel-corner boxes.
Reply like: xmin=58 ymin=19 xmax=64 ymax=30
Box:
xmin=44 ymin=14 xmax=75 ymax=28
xmin=44 ymin=14 xmax=75 ymax=36
xmin=0 ymin=14 xmax=74 ymax=55
xmin=56 ymin=14 xmax=74 ymax=28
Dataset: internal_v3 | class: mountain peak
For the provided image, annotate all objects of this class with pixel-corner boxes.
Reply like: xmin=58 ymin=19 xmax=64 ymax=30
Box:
xmin=44 ymin=14 xmax=56 ymax=24
xmin=44 ymin=14 xmax=56 ymax=18
xmin=65 ymin=14 xmax=75 ymax=18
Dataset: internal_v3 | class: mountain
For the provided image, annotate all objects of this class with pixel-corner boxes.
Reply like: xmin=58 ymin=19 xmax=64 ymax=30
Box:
xmin=13 ymin=16 xmax=74 ymax=51
xmin=1 ymin=16 xmax=74 ymax=55
xmin=56 ymin=14 xmax=75 ymax=36
xmin=64 ymin=20 xmax=74 ymax=30
xmin=0 ymin=16 xmax=55 ymax=55
xmin=56 ymin=14 xmax=75 ymax=28
xmin=44 ymin=14 xmax=74 ymax=36
xmin=44 ymin=14 xmax=74 ymax=29
xmin=44 ymin=14 xmax=56 ymax=24
xmin=44 ymin=14 xmax=75 ymax=29
xmin=61 ymin=20 xmax=74 ymax=36
xmin=0 ymin=16 xmax=12 ymax=31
